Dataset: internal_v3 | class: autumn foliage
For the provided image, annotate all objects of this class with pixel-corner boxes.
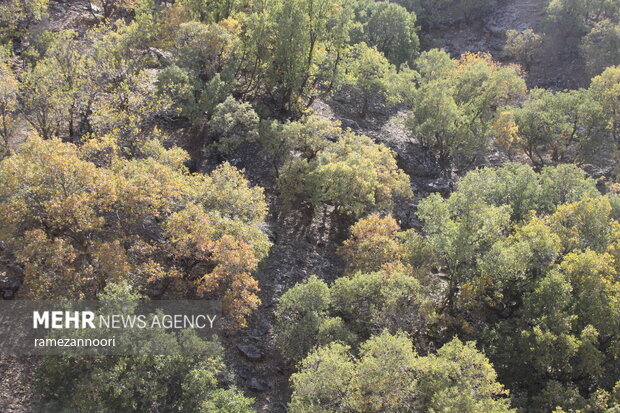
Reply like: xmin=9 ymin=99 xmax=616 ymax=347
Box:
xmin=0 ymin=136 xmax=270 ymax=327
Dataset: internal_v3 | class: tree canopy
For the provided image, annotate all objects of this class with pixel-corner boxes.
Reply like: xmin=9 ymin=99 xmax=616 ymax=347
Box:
xmin=289 ymin=333 xmax=514 ymax=413
xmin=0 ymin=136 xmax=270 ymax=327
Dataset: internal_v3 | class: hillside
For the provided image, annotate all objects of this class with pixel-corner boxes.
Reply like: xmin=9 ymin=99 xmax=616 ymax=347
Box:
xmin=1 ymin=0 xmax=619 ymax=412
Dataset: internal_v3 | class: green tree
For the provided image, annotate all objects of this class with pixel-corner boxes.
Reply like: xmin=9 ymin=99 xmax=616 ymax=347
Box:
xmin=560 ymin=250 xmax=619 ymax=339
xmin=279 ymin=132 xmax=412 ymax=218
xmin=172 ymin=21 xmax=239 ymax=83
xmin=207 ymin=96 xmax=259 ymax=155
xmin=581 ymin=20 xmax=620 ymax=76
xmin=289 ymin=333 xmax=514 ymax=412
xmin=345 ymin=332 xmax=420 ymax=412
xmin=538 ymin=164 xmax=600 ymax=211
xmin=0 ymin=0 xmax=48 ymax=44
xmin=240 ymin=0 xmax=353 ymax=112
xmin=81 ymin=24 xmax=177 ymax=154
xmin=289 ymin=341 xmax=356 ymax=412
xmin=497 ymin=68 xmax=619 ymax=164
xmin=351 ymin=1 xmax=419 ymax=67
xmin=518 ymin=271 xmax=581 ymax=382
xmin=156 ymin=65 xmax=195 ymax=119
xmin=415 ymin=338 xmax=514 ymax=412
xmin=417 ymin=192 xmax=512 ymax=313
xmin=330 ymin=271 xmax=430 ymax=341
xmin=275 ymin=275 xmax=329 ymax=361
xmin=165 ymin=20 xmax=239 ymax=122
xmin=489 ymin=249 xmax=620 ymax=410
xmin=507 ymin=88 xmax=585 ymax=166
xmin=407 ymin=51 xmax=526 ymax=174
xmin=416 ymin=163 xmax=598 ymax=316
xmin=20 ymin=23 xmax=179 ymax=150
xmin=274 ymin=270 xmax=430 ymax=362
xmin=274 ymin=275 xmax=354 ymax=362
xmin=476 ymin=215 xmax=562 ymax=310
xmin=345 ymin=43 xmax=393 ymax=118
xmin=546 ymin=0 xmax=619 ymax=42
xmin=0 ymin=56 xmax=18 ymax=154
xmin=20 ymin=57 xmax=70 ymax=139
xmin=362 ymin=164 xmax=618 ymax=413
xmin=503 ymin=29 xmax=543 ymax=70
xmin=400 ymin=0 xmax=452 ymax=29
xmin=178 ymin=0 xmax=245 ymax=23
xmin=35 ymin=282 xmax=254 ymax=412
xmin=414 ymin=47 xmax=457 ymax=81
xmin=259 ymin=115 xmax=338 ymax=176
xmin=452 ymin=163 xmax=541 ymax=221
xmin=33 ymin=30 xmax=95 ymax=141
xmin=586 ymin=66 xmax=620 ymax=150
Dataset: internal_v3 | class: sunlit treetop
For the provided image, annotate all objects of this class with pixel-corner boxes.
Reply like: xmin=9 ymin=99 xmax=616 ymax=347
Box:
xmin=0 ymin=136 xmax=270 ymax=327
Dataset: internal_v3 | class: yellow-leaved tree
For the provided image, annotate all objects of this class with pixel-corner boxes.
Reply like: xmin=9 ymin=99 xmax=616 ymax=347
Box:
xmin=0 ymin=136 xmax=271 ymax=327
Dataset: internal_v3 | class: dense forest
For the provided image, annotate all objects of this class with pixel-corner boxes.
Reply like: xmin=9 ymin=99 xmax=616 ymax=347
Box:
xmin=0 ymin=0 xmax=619 ymax=412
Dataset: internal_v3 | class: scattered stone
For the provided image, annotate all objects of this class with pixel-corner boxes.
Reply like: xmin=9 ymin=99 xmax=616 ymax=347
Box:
xmin=425 ymin=178 xmax=454 ymax=195
xmin=249 ymin=316 xmax=272 ymax=339
xmin=339 ymin=118 xmax=360 ymax=131
xmin=6 ymin=264 xmax=23 ymax=276
xmin=483 ymin=22 xmax=504 ymax=35
xmin=581 ymin=163 xmax=608 ymax=179
xmin=305 ymin=233 xmax=317 ymax=244
xmin=237 ymin=367 xmax=250 ymax=380
xmin=0 ymin=264 xmax=24 ymax=299
xmin=237 ymin=344 xmax=264 ymax=361
xmin=247 ymin=377 xmax=268 ymax=392
xmin=148 ymin=47 xmax=173 ymax=64
xmin=264 ymin=226 xmax=277 ymax=243
xmin=394 ymin=142 xmax=441 ymax=178
xmin=486 ymin=152 xmax=503 ymax=165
